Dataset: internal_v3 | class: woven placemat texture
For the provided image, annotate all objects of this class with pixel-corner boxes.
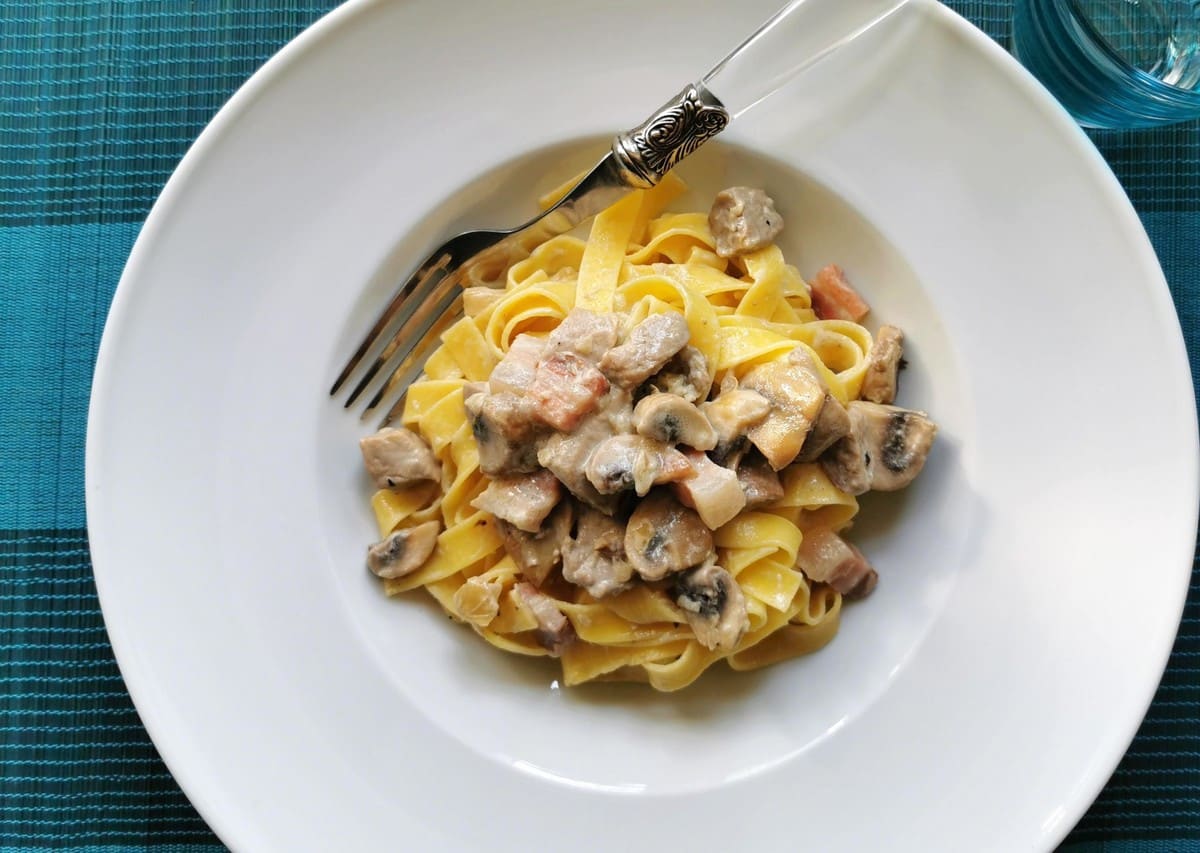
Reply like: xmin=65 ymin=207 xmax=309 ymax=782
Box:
xmin=1 ymin=1 xmax=1196 ymax=849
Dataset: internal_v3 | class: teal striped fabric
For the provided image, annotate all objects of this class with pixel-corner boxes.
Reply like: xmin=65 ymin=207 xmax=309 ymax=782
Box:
xmin=1 ymin=1 xmax=1196 ymax=849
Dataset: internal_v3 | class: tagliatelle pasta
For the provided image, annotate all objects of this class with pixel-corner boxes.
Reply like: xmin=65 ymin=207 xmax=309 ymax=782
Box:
xmin=358 ymin=177 xmax=936 ymax=692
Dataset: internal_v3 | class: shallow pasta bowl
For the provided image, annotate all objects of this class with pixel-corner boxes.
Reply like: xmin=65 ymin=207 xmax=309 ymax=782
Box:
xmin=86 ymin=0 xmax=1198 ymax=850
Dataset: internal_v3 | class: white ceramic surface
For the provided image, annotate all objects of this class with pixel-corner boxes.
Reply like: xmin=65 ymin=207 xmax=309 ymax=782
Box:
xmin=86 ymin=0 xmax=1198 ymax=850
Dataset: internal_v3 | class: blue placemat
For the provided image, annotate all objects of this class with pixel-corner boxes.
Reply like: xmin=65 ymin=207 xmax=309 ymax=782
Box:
xmin=1 ymin=1 xmax=1196 ymax=849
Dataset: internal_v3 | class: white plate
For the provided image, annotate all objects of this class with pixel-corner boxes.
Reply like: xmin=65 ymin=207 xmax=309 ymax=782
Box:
xmin=86 ymin=0 xmax=1198 ymax=849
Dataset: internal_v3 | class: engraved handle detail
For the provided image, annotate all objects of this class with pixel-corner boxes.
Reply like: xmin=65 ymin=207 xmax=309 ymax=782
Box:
xmin=611 ymin=84 xmax=730 ymax=189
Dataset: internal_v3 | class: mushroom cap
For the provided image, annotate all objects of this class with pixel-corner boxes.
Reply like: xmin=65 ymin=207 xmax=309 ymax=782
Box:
xmin=672 ymin=562 xmax=750 ymax=651
xmin=366 ymin=520 xmax=441 ymax=579
xmin=633 ymin=393 xmax=718 ymax=451
xmin=624 ymin=490 xmax=714 ymax=582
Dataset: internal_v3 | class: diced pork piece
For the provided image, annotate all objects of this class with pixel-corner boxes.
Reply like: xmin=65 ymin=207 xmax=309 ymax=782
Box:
xmin=585 ymin=435 xmax=693 ymax=497
xmin=672 ymin=562 xmax=749 ymax=651
xmin=740 ymin=358 xmax=826 ymax=470
xmin=795 ymin=528 xmax=878 ymax=599
xmin=701 ymin=388 xmax=771 ymax=467
xmin=625 ymin=491 xmax=714 ymax=582
xmin=528 ymin=352 xmax=610 ymax=432
xmin=736 ymin=454 xmax=784 ymax=508
xmin=514 ymin=582 xmax=576 ymax=656
xmin=462 ymin=381 xmax=487 ymax=401
xmin=820 ymin=401 xmax=937 ymax=495
xmin=707 ymin=187 xmax=784 ymax=259
xmin=599 ymin=312 xmax=690 ymax=389
xmin=465 ymin=392 xmax=543 ymax=476
xmin=359 ymin=427 xmax=441 ymax=489
xmin=470 ymin=469 xmax=562 ymax=533
xmin=860 ymin=325 xmax=904 ymax=405
xmin=633 ymin=393 xmax=717 ymax=451
xmin=544 ymin=308 xmax=620 ymax=363
xmin=489 ymin=334 xmax=545 ymax=396
xmin=497 ymin=502 xmax=574 ymax=587
xmin=462 ymin=286 xmax=504 ymax=317
xmin=810 ymin=264 xmax=870 ymax=322
xmin=537 ymin=414 xmax=621 ymax=514
xmin=366 ymin=521 xmax=440 ymax=579
xmin=672 ymin=450 xmax=746 ymax=530
xmin=647 ymin=345 xmax=712 ymax=403
xmin=562 ymin=506 xmax=635 ymax=599
xmin=796 ymin=393 xmax=851 ymax=463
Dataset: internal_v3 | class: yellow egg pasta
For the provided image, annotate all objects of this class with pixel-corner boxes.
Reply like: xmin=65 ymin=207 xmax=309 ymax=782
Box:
xmin=359 ymin=179 xmax=934 ymax=691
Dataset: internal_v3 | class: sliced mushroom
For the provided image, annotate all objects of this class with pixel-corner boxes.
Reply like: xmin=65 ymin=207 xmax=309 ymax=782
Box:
xmin=528 ymin=351 xmax=610 ymax=432
xmin=470 ymin=469 xmax=562 ymax=533
xmin=359 ymin=427 xmax=441 ymax=489
xmin=497 ymin=502 xmax=574 ymax=587
xmin=701 ymin=388 xmax=771 ymax=466
xmin=537 ymin=414 xmax=621 ymax=514
xmin=562 ymin=505 xmax=635 ymax=598
xmin=736 ymin=454 xmax=784 ymax=509
xmin=544 ymin=307 xmax=620 ymax=364
xmin=624 ymin=490 xmax=714 ymax=582
xmin=514 ymin=582 xmax=576 ymax=656
xmin=820 ymin=401 xmax=937 ymax=495
xmin=672 ymin=450 xmax=747 ymax=530
xmin=672 ymin=562 xmax=749 ymax=651
xmin=740 ymin=358 xmax=826 ymax=470
xmin=489 ymin=333 xmax=545 ymax=396
xmin=465 ymin=392 xmax=543 ymax=476
xmin=795 ymin=393 xmax=851 ymax=463
xmin=647 ymin=345 xmax=712 ymax=403
xmin=795 ymin=528 xmax=878 ymax=599
xmin=599 ymin=312 xmax=690 ymax=388
xmin=633 ymin=393 xmax=717 ymax=450
xmin=707 ymin=187 xmax=784 ymax=259
xmin=584 ymin=435 xmax=693 ymax=496
xmin=366 ymin=521 xmax=440 ymax=579
xmin=860 ymin=324 xmax=904 ymax=405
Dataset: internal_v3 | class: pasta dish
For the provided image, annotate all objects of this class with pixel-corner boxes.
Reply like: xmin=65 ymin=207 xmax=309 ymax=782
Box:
xmin=356 ymin=177 xmax=937 ymax=691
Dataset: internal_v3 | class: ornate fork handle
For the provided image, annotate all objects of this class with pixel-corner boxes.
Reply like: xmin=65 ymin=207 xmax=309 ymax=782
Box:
xmin=611 ymin=84 xmax=731 ymax=189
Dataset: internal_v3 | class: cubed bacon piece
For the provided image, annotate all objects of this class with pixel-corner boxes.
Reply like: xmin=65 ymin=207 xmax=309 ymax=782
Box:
xmin=795 ymin=528 xmax=878 ymax=599
xmin=810 ymin=264 xmax=870 ymax=322
xmin=672 ymin=450 xmax=746 ymax=530
xmin=528 ymin=352 xmax=610 ymax=432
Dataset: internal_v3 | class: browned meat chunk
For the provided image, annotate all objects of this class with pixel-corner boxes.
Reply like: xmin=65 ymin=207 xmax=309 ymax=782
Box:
xmin=672 ymin=450 xmax=746 ymax=530
xmin=497 ymin=502 xmax=574 ymax=587
xmin=470 ymin=469 xmax=562 ymax=533
xmin=672 ymin=562 xmax=749 ymax=651
xmin=860 ymin=325 xmax=904 ymax=405
xmin=599 ymin=312 xmax=690 ymax=388
xmin=820 ymin=401 xmax=937 ymax=495
xmin=562 ymin=506 xmax=635 ymax=598
xmin=740 ymin=358 xmax=826 ymax=470
xmin=585 ymin=435 xmax=693 ymax=496
xmin=795 ymin=528 xmax=877 ymax=599
xmin=736 ymin=454 xmax=784 ymax=508
xmin=796 ymin=393 xmax=851 ymax=463
xmin=625 ymin=491 xmax=714 ymax=582
xmin=514 ymin=582 xmax=576 ymax=656
xmin=544 ymin=308 xmax=620 ymax=363
xmin=537 ymin=414 xmax=621 ymax=514
xmin=528 ymin=352 xmax=610 ymax=432
xmin=488 ymin=334 xmax=544 ymax=396
xmin=707 ymin=187 xmax=784 ymax=259
xmin=359 ymin=427 xmax=440 ymax=489
xmin=633 ymin=393 xmax=717 ymax=450
xmin=366 ymin=521 xmax=440 ymax=579
xmin=465 ymin=392 xmax=543 ymax=476
xmin=701 ymin=388 xmax=771 ymax=467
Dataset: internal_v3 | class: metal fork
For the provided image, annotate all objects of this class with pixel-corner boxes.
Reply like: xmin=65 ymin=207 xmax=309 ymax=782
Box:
xmin=331 ymin=0 xmax=910 ymax=425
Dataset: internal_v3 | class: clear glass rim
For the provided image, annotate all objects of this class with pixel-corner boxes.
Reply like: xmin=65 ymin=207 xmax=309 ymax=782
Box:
xmin=1063 ymin=0 xmax=1200 ymax=102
